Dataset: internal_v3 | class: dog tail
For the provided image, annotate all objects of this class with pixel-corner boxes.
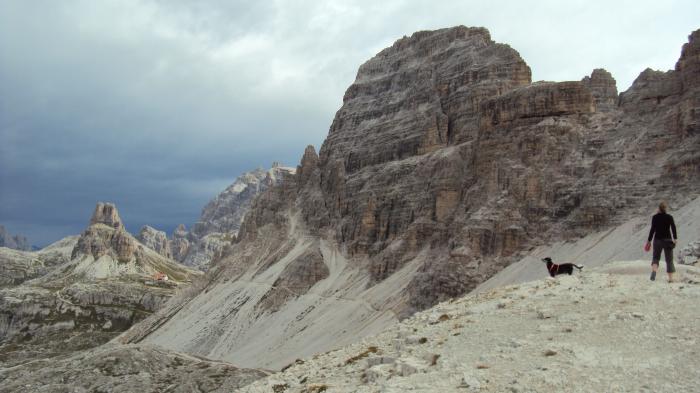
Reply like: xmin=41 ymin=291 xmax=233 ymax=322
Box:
xmin=574 ymin=264 xmax=584 ymax=270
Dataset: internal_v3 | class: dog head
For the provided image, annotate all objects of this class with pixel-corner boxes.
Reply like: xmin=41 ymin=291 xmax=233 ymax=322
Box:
xmin=541 ymin=257 xmax=553 ymax=264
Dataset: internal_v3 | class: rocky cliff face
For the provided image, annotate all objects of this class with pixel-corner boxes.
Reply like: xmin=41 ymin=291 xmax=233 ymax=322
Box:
xmin=0 ymin=202 xmax=201 ymax=368
xmin=89 ymin=202 xmax=124 ymax=229
xmin=123 ymin=26 xmax=700 ymax=370
xmin=167 ymin=164 xmax=296 ymax=270
xmin=581 ymin=68 xmax=618 ymax=112
xmin=0 ymin=225 xmax=31 ymax=251
xmin=137 ymin=225 xmax=172 ymax=259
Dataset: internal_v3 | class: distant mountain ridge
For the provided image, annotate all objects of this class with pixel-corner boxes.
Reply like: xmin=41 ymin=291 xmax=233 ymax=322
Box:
xmin=141 ymin=163 xmax=297 ymax=271
xmin=0 ymin=224 xmax=32 ymax=251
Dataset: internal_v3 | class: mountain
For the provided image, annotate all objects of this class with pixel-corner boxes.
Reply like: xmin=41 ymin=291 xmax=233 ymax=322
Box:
xmin=167 ymin=163 xmax=296 ymax=270
xmin=0 ymin=224 xmax=31 ymax=251
xmin=118 ymin=25 xmax=700 ymax=371
xmin=240 ymin=260 xmax=700 ymax=392
xmin=0 ymin=202 xmax=201 ymax=368
xmin=137 ymin=225 xmax=173 ymax=259
xmin=0 ymin=235 xmax=77 ymax=287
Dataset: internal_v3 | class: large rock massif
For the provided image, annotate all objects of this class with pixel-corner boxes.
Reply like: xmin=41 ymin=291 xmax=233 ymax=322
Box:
xmin=117 ymin=26 xmax=700 ymax=371
xmin=240 ymin=261 xmax=700 ymax=393
xmin=0 ymin=202 xmax=201 ymax=368
xmin=159 ymin=164 xmax=296 ymax=270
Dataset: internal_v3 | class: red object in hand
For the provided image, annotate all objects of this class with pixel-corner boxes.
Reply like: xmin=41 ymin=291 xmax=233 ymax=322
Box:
xmin=644 ymin=242 xmax=651 ymax=252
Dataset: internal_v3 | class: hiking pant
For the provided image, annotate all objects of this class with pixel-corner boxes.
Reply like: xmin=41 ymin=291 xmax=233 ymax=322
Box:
xmin=652 ymin=238 xmax=676 ymax=273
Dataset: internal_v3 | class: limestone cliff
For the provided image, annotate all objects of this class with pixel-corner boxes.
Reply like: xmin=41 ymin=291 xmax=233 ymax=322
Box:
xmin=122 ymin=27 xmax=700 ymax=370
xmin=168 ymin=164 xmax=296 ymax=270
xmin=241 ymin=261 xmax=700 ymax=392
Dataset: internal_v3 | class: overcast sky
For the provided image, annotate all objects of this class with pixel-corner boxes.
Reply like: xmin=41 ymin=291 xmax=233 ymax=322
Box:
xmin=1 ymin=0 xmax=698 ymax=246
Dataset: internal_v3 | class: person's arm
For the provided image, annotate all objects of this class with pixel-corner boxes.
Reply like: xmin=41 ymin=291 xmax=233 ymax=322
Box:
xmin=671 ymin=216 xmax=677 ymax=242
xmin=647 ymin=216 xmax=656 ymax=242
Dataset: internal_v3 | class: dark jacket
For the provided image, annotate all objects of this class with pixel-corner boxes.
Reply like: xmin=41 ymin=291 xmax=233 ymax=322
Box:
xmin=647 ymin=212 xmax=677 ymax=242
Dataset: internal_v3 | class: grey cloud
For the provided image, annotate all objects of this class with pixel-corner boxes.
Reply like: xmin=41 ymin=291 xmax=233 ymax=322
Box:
xmin=1 ymin=0 xmax=698 ymax=246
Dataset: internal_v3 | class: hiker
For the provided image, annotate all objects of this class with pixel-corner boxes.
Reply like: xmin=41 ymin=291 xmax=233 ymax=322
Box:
xmin=645 ymin=201 xmax=677 ymax=282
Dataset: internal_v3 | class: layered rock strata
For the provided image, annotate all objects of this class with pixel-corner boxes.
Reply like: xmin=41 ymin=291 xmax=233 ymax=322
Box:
xmin=241 ymin=261 xmax=700 ymax=393
xmin=168 ymin=164 xmax=296 ymax=270
xmin=123 ymin=27 xmax=700 ymax=370
xmin=137 ymin=225 xmax=172 ymax=259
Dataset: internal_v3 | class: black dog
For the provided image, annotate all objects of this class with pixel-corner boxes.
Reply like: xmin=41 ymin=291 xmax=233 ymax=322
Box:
xmin=542 ymin=257 xmax=584 ymax=277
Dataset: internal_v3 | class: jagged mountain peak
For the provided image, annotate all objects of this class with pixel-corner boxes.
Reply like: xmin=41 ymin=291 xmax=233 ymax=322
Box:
xmin=160 ymin=163 xmax=297 ymax=271
xmin=192 ymin=164 xmax=296 ymax=239
xmin=89 ymin=202 xmax=123 ymax=230
xmin=66 ymin=202 xmax=199 ymax=282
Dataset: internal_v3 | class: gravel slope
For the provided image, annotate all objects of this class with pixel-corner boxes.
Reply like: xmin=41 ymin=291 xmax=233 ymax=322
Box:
xmin=241 ymin=261 xmax=700 ymax=393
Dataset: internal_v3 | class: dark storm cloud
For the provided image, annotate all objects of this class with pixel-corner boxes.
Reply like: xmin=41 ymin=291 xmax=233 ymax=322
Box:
xmin=1 ymin=0 xmax=698 ymax=246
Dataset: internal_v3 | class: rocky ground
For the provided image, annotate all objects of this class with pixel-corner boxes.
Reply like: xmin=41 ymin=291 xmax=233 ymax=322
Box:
xmin=0 ymin=203 xmax=201 ymax=369
xmin=242 ymin=261 xmax=700 ymax=393
xmin=0 ymin=225 xmax=31 ymax=251
xmin=166 ymin=164 xmax=296 ymax=271
xmin=0 ymin=343 xmax=268 ymax=392
xmin=0 ymin=236 xmax=77 ymax=287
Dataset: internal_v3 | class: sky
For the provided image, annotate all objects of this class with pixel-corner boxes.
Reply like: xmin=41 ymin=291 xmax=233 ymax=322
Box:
xmin=1 ymin=0 xmax=698 ymax=247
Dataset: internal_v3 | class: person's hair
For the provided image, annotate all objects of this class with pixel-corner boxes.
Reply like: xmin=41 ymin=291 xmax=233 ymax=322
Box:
xmin=659 ymin=201 xmax=668 ymax=213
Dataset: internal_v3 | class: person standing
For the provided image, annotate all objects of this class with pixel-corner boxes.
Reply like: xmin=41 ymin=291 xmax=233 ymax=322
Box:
xmin=645 ymin=202 xmax=678 ymax=282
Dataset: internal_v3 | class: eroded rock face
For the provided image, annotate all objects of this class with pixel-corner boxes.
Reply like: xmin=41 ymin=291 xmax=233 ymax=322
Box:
xmin=72 ymin=223 xmax=137 ymax=262
xmin=0 ymin=236 xmax=77 ymax=288
xmin=581 ymin=68 xmax=618 ymax=112
xmin=137 ymin=225 xmax=172 ymax=259
xmin=170 ymin=224 xmax=191 ymax=262
xmin=479 ymin=81 xmax=595 ymax=130
xmin=126 ymin=26 xmax=700 ymax=370
xmin=192 ymin=165 xmax=295 ymax=239
xmin=90 ymin=202 xmax=124 ymax=230
xmin=169 ymin=164 xmax=296 ymax=270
